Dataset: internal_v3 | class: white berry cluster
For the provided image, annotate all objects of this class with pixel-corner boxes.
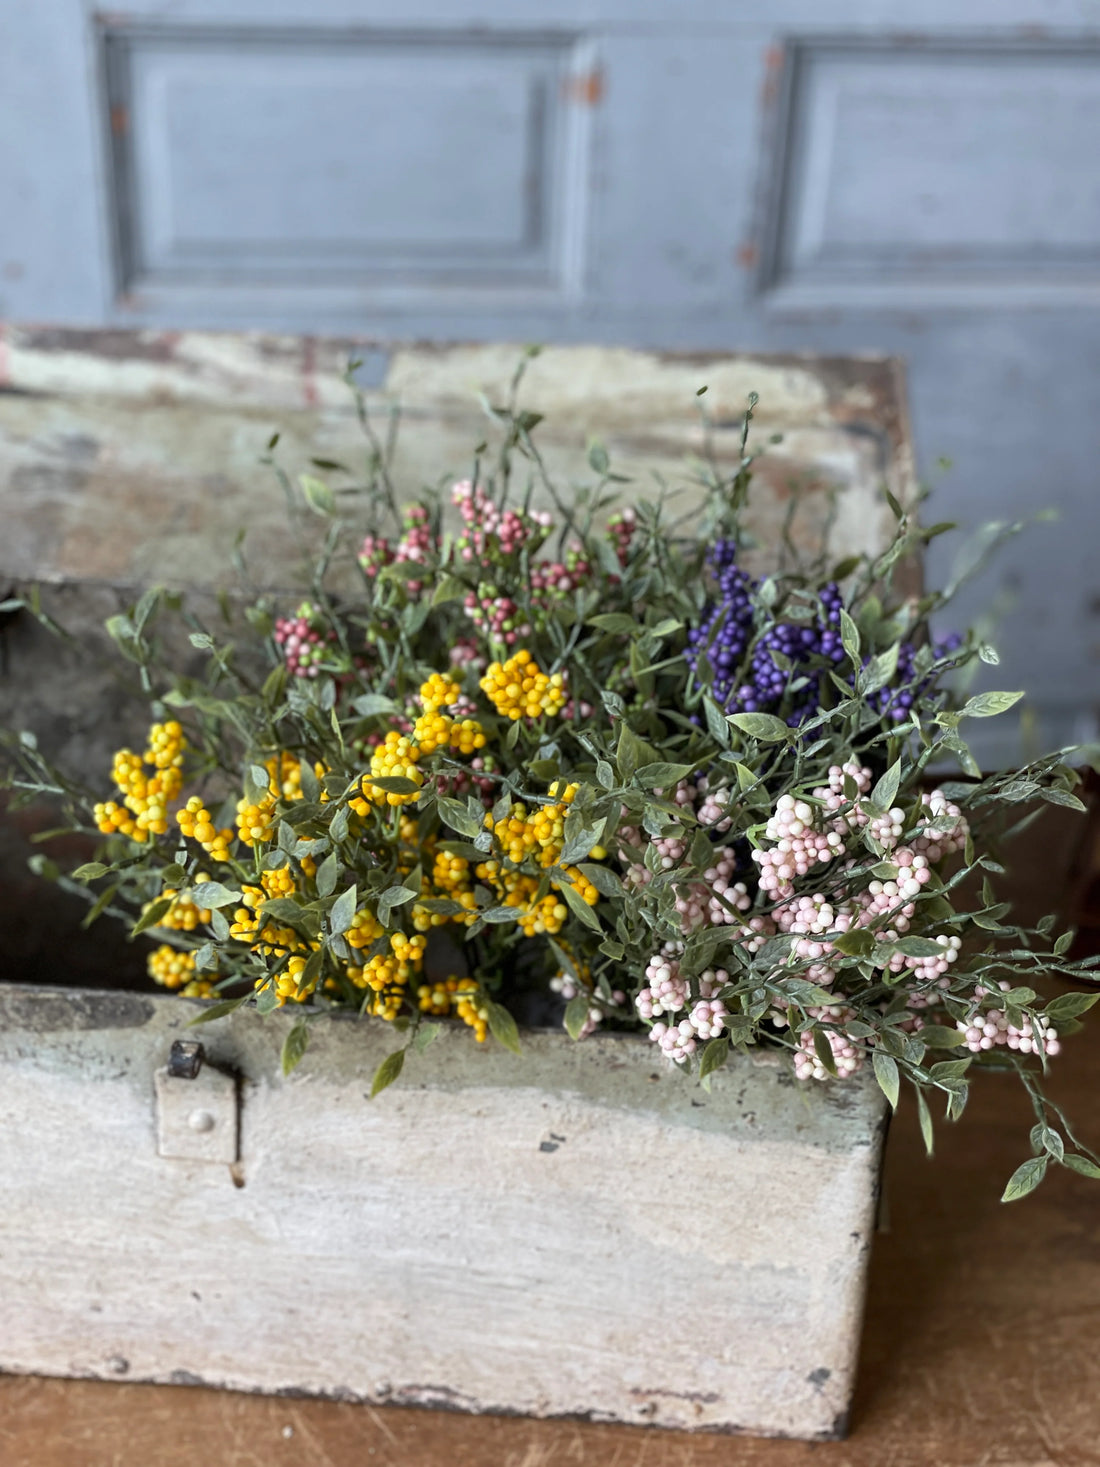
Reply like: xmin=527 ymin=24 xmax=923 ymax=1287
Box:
xmin=913 ymin=789 xmax=969 ymax=862
xmin=751 ymin=795 xmax=842 ymax=898
xmin=957 ymin=981 xmax=1061 ymax=1055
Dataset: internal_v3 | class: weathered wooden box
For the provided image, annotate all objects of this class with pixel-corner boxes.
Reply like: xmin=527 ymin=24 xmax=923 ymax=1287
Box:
xmin=0 ymin=329 xmax=909 ymax=1436
xmin=0 ymin=985 xmax=886 ymax=1438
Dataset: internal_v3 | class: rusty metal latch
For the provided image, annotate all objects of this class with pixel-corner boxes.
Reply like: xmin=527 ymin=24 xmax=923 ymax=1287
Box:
xmin=155 ymin=1040 xmax=239 ymax=1164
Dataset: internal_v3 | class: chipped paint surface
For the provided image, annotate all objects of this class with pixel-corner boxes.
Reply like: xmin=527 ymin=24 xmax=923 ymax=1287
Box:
xmin=0 ymin=327 xmax=912 ymax=592
xmin=0 ymin=985 xmax=886 ymax=1439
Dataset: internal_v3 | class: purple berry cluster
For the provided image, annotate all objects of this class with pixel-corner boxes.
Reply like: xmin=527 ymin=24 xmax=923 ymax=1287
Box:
xmin=687 ymin=542 xmax=960 ymax=726
xmin=873 ymin=632 xmax=964 ymax=722
xmin=686 ymin=542 xmax=844 ymax=724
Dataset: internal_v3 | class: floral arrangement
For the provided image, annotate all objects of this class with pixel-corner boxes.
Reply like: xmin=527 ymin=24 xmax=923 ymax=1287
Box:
xmin=4 ymin=360 xmax=1098 ymax=1200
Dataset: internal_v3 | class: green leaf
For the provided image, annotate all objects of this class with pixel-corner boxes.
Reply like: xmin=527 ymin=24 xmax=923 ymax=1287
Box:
xmin=872 ymin=1050 xmax=900 ymax=1110
xmin=564 ymin=994 xmax=591 ymax=1040
xmin=431 ymin=574 xmax=467 ymax=607
xmin=191 ymin=881 xmax=243 ymax=910
xmin=368 ymin=775 xmax=420 ymax=795
xmin=131 ymin=896 xmax=175 ymax=937
xmin=812 ymin=1027 xmax=837 ymax=1077
xmin=1064 ymin=1153 xmax=1100 ymax=1180
xmin=315 ymin=850 xmax=339 ymax=899
xmin=370 ymin=1047 xmax=406 ymax=1098
xmin=960 ymin=690 xmax=1024 ymax=719
xmin=330 ymin=884 xmax=358 ymax=936
xmin=728 ymin=712 xmax=791 ymax=743
xmin=1053 ymin=929 xmax=1075 ymax=956
xmin=300 ymin=474 xmax=336 ymax=516
xmin=558 ymin=877 xmax=603 ymax=932
xmin=650 ymin=617 xmax=683 ymax=638
xmin=1001 ymin=1155 xmax=1048 ymax=1202
xmin=871 ymin=759 xmax=902 ymax=813
xmin=1040 ymin=787 xmax=1087 ymax=812
xmin=487 ymin=1001 xmax=522 ymax=1056
xmin=862 ymin=643 xmax=900 ymax=697
xmin=929 ymin=1058 xmax=971 ymax=1083
xmin=830 ymin=927 xmax=874 ymax=957
xmin=187 ymin=995 xmax=248 ymax=1026
xmin=634 ymin=761 xmax=695 ymax=789
xmin=588 ymin=613 xmax=638 ymax=635
xmin=893 ymin=936 xmax=944 ymax=958
xmin=839 ymin=608 xmax=861 ymax=666
xmin=1045 ymin=991 xmax=1099 ymax=1023
xmin=255 ymin=983 xmax=280 ymax=1015
xmin=978 ymin=643 xmax=1000 ymax=665
xmin=560 ymin=823 xmax=604 ymax=866
xmin=577 ymin=862 xmax=623 ymax=898
xmin=615 ymin=724 xmax=659 ymax=782
xmin=281 ymin=1020 xmax=310 ymax=1076
xmin=413 ymin=1022 xmax=443 ymax=1054
xmin=72 ymin=862 xmax=110 ymax=882
xmin=916 ymin=1088 xmax=934 ymax=1157
xmin=377 ymin=884 xmax=418 ymax=926
xmin=437 ymin=796 xmax=485 ymax=840
xmin=588 ymin=441 xmax=610 ymax=475
xmin=351 ymin=693 xmax=399 ymax=717
xmin=698 ymin=1036 xmax=730 ymax=1080
xmin=703 ymin=697 xmax=730 ymax=747
xmin=81 ymin=881 xmax=119 ymax=929
xmin=918 ymin=1025 xmax=966 ymax=1049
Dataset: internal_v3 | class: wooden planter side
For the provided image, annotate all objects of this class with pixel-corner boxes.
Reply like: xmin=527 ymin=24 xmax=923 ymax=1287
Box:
xmin=0 ymin=984 xmax=887 ymax=1439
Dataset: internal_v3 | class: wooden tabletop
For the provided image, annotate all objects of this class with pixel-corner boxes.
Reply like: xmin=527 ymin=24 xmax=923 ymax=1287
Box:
xmin=2 ymin=824 xmax=1098 ymax=1467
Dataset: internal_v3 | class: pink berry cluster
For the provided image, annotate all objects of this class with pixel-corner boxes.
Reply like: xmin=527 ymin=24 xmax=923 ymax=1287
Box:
xmin=636 ymin=951 xmax=731 ymax=1061
xmin=274 ymin=601 xmax=333 ymax=678
xmin=957 ymin=981 xmax=1061 ymax=1055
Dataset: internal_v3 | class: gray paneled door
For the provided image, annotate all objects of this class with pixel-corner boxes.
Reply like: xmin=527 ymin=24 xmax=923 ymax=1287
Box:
xmin=1 ymin=1 xmax=1098 ymax=756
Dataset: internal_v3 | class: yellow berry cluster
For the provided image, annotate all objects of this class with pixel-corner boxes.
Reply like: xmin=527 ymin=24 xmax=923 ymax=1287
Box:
xmin=352 ymin=730 xmax=424 ymax=809
xmin=93 ymin=721 xmax=187 ymax=841
xmin=416 ymin=976 xmax=489 ymax=1041
xmin=176 ymin=796 xmax=234 ymax=862
xmin=236 ymin=795 xmax=275 ymax=848
xmin=345 ymin=931 xmax=428 ymax=1020
xmin=480 ymin=650 xmax=566 ymax=721
xmin=147 ymin=943 xmax=198 ymax=990
xmin=347 ymin=907 xmax=385 ymax=951
xmin=419 ymin=673 xmax=461 ymax=711
xmin=412 ymin=849 xmax=480 ymax=931
xmin=270 ymin=954 xmax=318 ymax=1006
xmin=146 ymin=886 xmax=212 ymax=933
xmin=487 ymin=782 xmax=579 ymax=868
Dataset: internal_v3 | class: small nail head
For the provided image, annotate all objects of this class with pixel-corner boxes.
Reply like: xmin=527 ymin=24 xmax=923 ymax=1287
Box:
xmin=188 ymin=1109 xmax=216 ymax=1133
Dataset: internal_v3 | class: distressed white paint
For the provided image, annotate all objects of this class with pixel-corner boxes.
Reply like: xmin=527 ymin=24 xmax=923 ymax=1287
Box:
xmin=0 ymin=330 xmax=909 ymax=594
xmin=0 ymin=985 xmax=886 ymax=1438
xmin=155 ymin=1063 xmax=239 ymax=1165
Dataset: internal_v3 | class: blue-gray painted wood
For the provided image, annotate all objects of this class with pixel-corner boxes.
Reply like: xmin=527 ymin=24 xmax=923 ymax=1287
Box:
xmin=0 ymin=1 xmax=1098 ymax=755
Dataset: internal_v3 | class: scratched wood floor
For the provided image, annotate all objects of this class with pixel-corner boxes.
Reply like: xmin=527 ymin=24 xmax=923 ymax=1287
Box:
xmin=2 ymin=806 xmax=1099 ymax=1467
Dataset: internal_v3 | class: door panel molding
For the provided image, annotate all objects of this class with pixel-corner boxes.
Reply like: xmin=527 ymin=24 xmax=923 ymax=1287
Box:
xmin=99 ymin=21 xmax=595 ymax=312
xmin=759 ymin=35 xmax=1100 ymax=309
